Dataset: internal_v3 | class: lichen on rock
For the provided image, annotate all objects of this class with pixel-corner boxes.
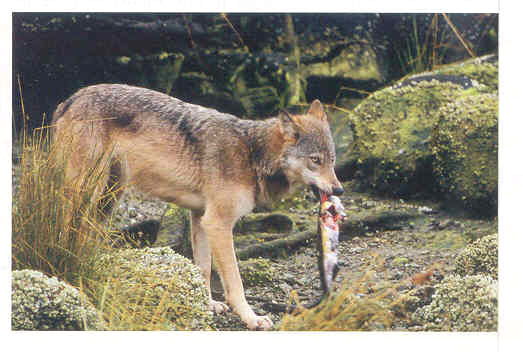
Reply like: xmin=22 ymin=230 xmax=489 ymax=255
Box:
xmin=454 ymin=233 xmax=498 ymax=279
xmin=412 ymin=274 xmax=497 ymax=331
xmin=12 ymin=269 xmax=105 ymax=331
xmin=94 ymin=247 xmax=212 ymax=330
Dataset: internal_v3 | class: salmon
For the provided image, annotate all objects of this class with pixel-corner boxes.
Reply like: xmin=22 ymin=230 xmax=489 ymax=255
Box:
xmin=317 ymin=194 xmax=346 ymax=294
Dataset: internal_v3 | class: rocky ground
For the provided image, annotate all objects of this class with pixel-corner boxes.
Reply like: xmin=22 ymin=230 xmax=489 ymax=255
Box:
xmin=112 ymin=181 xmax=497 ymax=331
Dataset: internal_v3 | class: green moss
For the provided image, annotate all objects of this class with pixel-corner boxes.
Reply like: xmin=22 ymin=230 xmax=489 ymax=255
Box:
xmin=272 ymin=191 xmax=315 ymax=211
xmin=432 ymin=55 xmax=498 ymax=91
xmin=415 ymin=230 xmax=467 ymax=250
xmin=233 ymin=232 xmax=283 ymax=249
xmin=392 ymin=257 xmax=409 ymax=266
xmin=116 ymin=52 xmax=185 ymax=95
xmin=430 ymin=94 xmax=498 ymax=216
xmin=155 ymin=204 xmax=191 ymax=255
xmin=238 ymin=258 xmax=276 ymax=287
xmin=301 ymin=46 xmax=383 ymax=82
xmin=347 ymin=80 xmax=468 ymax=196
xmin=340 ymin=54 xmax=498 ymax=201
xmin=238 ymin=86 xmax=281 ymax=117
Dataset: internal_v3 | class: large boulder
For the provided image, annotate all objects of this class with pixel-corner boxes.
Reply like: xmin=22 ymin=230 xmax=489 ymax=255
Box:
xmin=336 ymin=55 xmax=497 ymax=215
xmin=94 ymin=247 xmax=212 ymax=330
xmin=12 ymin=269 xmax=104 ymax=331
xmin=431 ymin=93 xmax=498 ymax=216
xmin=412 ymin=274 xmax=497 ymax=331
xmin=428 ymin=54 xmax=498 ymax=91
xmin=342 ymin=79 xmax=470 ymax=196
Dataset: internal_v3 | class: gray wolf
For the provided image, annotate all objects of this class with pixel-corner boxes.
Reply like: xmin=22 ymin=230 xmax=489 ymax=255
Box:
xmin=52 ymin=83 xmax=343 ymax=330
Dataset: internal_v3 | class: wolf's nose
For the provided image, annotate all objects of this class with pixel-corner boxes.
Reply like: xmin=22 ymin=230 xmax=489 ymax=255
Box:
xmin=332 ymin=186 xmax=344 ymax=196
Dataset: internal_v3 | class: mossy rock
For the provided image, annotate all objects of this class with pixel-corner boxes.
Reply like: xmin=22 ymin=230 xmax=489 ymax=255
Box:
xmin=238 ymin=258 xmax=276 ymax=287
xmin=430 ymin=94 xmax=498 ymax=216
xmin=115 ymin=52 xmax=185 ymax=96
xmin=238 ymin=86 xmax=281 ymax=118
xmin=338 ymin=54 xmax=497 ymax=200
xmin=415 ymin=230 xmax=467 ymax=251
xmin=174 ymin=71 xmax=245 ymax=116
xmin=12 ymin=270 xmax=105 ymax=331
xmin=301 ymin=45 xmax=383 ymax=82
xmin=325 ymin=105 xmax=356 ymax=169
xmin=429 ymin=54 xmax=498 ymax=92
xmin=345 ymin=80 xmax=470 ymax=196
xmin=412 ymin=274 xmax=497 ymax=331
xmin=155 ymin=204 xmax=191 ymax=255
xmin=454 ymin=233 xmax=498 ymax=279
xmin=94 ymin=247 xmax=212 ymax=330
xmin=271 ymin=189 xmax=316 ymax=212
xmin=235 ymin=212 xmax=294 ymax=234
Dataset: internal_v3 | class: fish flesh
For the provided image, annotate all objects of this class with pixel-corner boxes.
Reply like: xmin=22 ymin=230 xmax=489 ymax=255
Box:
xmin=317 ymin=194 xmax=346 ymax=294
xmin=261 ymin=194 xmax=346 ymax=313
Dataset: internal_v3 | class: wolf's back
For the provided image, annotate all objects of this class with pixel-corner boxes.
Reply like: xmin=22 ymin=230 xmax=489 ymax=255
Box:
xmin=53 ymin=84 xmax=185 ymax=123
xmin=51 ymin=84 xmax=244 ymax=143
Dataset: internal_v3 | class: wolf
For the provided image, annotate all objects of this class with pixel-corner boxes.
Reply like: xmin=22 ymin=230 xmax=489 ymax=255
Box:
xmin=52 ymin=84 xmax=343 ymax=330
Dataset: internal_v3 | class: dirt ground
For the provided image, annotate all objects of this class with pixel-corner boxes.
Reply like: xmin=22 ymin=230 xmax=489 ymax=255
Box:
xmin=112 ymin=181 xmax=496 ymax=331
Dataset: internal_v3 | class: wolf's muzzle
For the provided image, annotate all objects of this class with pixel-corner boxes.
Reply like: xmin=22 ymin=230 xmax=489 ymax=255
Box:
xmin=332 ymin=186 xmax=344 ymax=196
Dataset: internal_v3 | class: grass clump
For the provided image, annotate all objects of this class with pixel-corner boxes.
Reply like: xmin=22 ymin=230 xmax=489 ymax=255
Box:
xmin=12 ymin=126 xmax=211 ymax=331
xmin=12 ymin=125 xmax=116 ymax=287
xmin=279 ymin=259 xmax=409 ymax=331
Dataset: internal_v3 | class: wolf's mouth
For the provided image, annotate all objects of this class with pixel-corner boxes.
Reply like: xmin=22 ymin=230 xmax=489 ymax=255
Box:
xmin=310 ymin=184 xmax=329 ymax=202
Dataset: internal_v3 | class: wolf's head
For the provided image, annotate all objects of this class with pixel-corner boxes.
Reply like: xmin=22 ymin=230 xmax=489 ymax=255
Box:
xmin=278 ymin=100 xmax=343 ymax=199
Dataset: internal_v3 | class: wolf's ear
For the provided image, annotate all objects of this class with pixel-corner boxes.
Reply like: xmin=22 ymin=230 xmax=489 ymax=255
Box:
xmin=308 ymin=99 xmax=327 ymax=122
xmin=278 ymin=109 xmax=301 ymax=140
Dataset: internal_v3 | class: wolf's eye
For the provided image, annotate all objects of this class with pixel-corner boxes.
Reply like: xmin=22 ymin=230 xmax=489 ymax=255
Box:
xmin=310 ymin=155 xmax=322 ymax=165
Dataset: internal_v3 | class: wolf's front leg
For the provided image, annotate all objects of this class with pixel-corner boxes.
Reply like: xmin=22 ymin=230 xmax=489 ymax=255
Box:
xmin=190 ymin=210 xmax=229 ymax=314
xmin=200 ymin=207 xmax=273 ymax=330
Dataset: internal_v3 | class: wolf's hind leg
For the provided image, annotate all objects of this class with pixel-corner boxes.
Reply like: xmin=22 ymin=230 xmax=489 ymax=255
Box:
xmin=191 ymin=210 xmax=229 ymax=314
xmin=98 ymin=158 xmax=125 ymax=218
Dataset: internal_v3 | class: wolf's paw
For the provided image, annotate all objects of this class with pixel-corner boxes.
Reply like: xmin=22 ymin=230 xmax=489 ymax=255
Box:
xmin=247 ymin=315 xmax=273 ymax=330
xmin=210 ymin=299 xmax=229 ymax=314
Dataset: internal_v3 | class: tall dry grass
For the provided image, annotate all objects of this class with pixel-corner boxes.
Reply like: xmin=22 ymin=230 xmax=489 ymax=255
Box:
xmin=394 ymin=14 xmax=476 ymax=76
xmin=279 ymin=255 xmax=412 ymax=331
xmin=12 ymin=124 xmax=198 ymax=330
xmin=12 ymin=124 xmax=117 ymax=287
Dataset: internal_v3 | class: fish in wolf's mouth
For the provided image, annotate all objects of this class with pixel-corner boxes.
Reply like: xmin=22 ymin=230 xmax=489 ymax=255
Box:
xmin=317 ymin=193 xmax=346 ymax=294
